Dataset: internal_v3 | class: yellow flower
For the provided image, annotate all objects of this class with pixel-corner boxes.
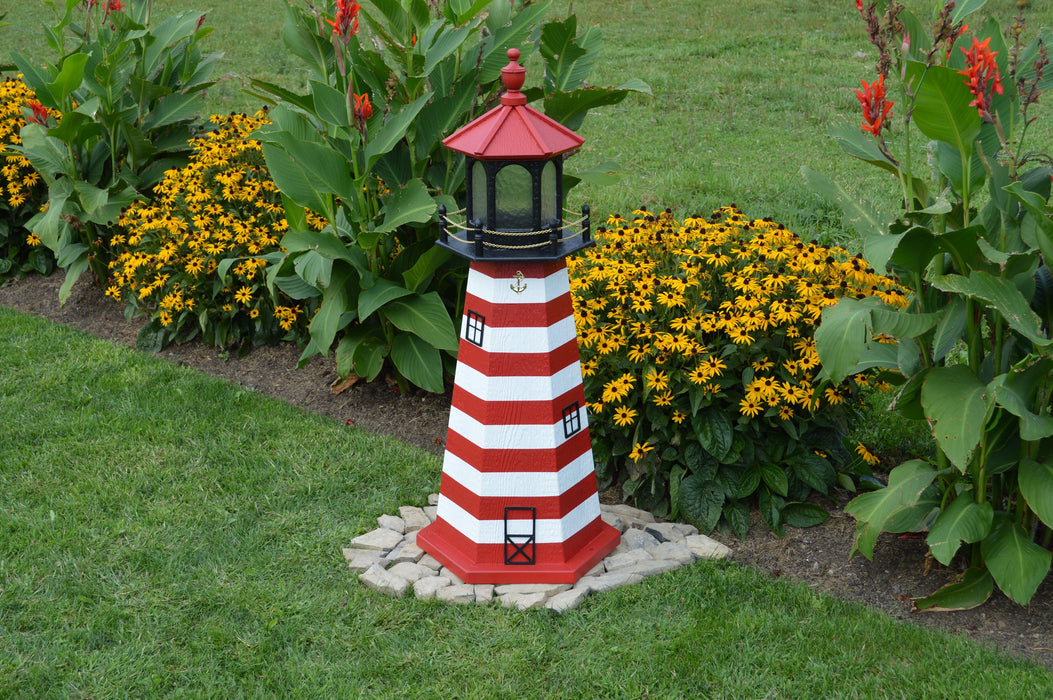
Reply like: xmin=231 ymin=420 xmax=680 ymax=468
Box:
xmin=25 ymin=233 xmax=41 ymax=246
xmin=855 ymin=442 xmax=880 ymax=466
xmin=629 ymin=441 xmax=655 ymax=462
xmin=644 ymin=369 xmax=669 ymax=392
xmin=671 ymin=410 xmax=687 ymax=424
xmin=234 ymin=286 xmax=253 ymax=304
xmin=739 ymin=397 xmax=763 ymax=418
xmin=612 ymin=405 xmax=637 ymax=427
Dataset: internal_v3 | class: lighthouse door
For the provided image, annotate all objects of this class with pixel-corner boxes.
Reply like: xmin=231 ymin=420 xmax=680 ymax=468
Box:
xmin=504 ymin=506 xmax=536 ymax=565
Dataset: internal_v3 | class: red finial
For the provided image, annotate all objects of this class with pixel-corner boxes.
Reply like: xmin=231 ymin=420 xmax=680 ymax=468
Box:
xmin=500 ymin=48 xmax=527 ymax=105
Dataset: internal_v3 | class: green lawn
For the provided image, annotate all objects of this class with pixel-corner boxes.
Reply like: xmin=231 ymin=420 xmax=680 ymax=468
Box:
xmin=1 ymin=306 xmax=1051 ymax=697
xmin=5 ymin=0 xmax=1053 ymax=694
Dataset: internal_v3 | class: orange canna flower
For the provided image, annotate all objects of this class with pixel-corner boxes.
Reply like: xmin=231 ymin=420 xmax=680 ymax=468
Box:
xmin=855 ymin=74 xmax=894 ymax=136
xmin=958 ymin=36 xmax=1003 ymax=120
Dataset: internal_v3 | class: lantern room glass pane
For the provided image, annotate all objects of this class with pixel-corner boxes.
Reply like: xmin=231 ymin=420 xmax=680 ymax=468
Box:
xmin=541 ymin=161 xmax=557 ymax=225
xmin=495 ymin=164 xmax=533 ymax=230
xmin=471 ymin=160 xmax=488 ymax=226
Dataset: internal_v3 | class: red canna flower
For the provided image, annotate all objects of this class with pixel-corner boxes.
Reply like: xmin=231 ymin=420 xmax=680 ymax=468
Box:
xmin=107 ymin=0 xmax=124 ymax=12
xmin=326 ymin=0 xmax=360 ymax=44
xmin=26 ymin=99 xmax=49 ymax=126
xmin=855 ymin=74 xmax=894 ymax=136
xmin=958 ymin=36 xmax=1003 ymax=121
xmin=353 ymin=92 xmax=372 ymax=124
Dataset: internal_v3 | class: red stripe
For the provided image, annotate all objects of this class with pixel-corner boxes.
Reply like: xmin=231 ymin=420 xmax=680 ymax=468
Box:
xmin=416 ymin=517 xmax=620 ymax=584
xmin=462 ymin=291 xmax=575 ymax=328
xmin=437 ymin=470 xmax=599 ymax=521
xmin=444 ymin=429 xmax=593 ymax=472
xmin=456 ymin=337 xmax=581 ymax=378
xmin=471 ymin=260 xmax=566 ymax=280
xmin=451 ymin=383 xmax=585 ymax=426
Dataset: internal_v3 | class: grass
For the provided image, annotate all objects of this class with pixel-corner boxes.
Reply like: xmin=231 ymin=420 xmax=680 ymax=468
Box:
xmin=2 ymin=306 xmax=1052 ymax=697
xmin=6 ymin=1 xmax=1051 ymax=241
xmin=4 ymin=1 xmax=1053 ymax=693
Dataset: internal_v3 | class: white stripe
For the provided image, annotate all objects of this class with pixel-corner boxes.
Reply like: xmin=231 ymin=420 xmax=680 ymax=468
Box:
xmin=467 ymin=265 xmax=570 ymax=305
xmin=452 ymin=362 xmax=583 ymax=402
xmin=440 ymin=448 xmax=595 ymax=497
xmin=460 ymin=315 xmax=576 ymax=354
xmin=449 ymin=406 xmax=589 ymax=449
xmin=435 ymin=493 xmax=601 ymax=544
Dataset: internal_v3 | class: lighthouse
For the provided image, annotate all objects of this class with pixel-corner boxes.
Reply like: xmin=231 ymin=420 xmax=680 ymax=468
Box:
xmin=415 ymin=49 xmax=620 ymax=584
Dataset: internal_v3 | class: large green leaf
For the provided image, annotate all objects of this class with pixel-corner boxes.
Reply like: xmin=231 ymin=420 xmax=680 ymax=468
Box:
xmin=1019 ymin=459 xmax=1053 ymax=529
xmin=792 ymin=453 xmax=835 ymax=495
xmin=142 ymin=92 xmax=202 ymax=131
xmin=695 ymin=410 xmax=733 ymax=462
xmin=538 ymin=15 xmax=590 ymax=92
xmin=913 ymin=567 xmax=994 ymax=612
xmin=374 ymin=179 xmax=436 ymax=233
xmin=801 ymin=166 xmax=891 ymax=241
xmin=926 ymin=492 xmax=993 ymax=566
xmin=391 ymin=333 xmax=445 ymax=393
xmin=261 ymin=143 xmax=330 ymax=215
xmin=382 ymin=292 xmax=458 ymax=352
xmin=921 ymin=365 xmax=995 ymax=472
xmin=815 ymin=296 xmax=880 ymax=383
xmin=365 ymin=93 xmax=432 ymax=171
xmin=990 ymin=371 xmax=1053 ymax=441
xmin=845 ymin=460 xmax=938 ymax=559
xmin=358 ymin=278 xmax=413 ymax=322
xmin=932 ymin=271 xmax=1050 ymax=347
xmin=759 ymin=462 xmax=788 ymax=498
xmin=678 ymin=475 xmax=724 ymax=533
xmin=307 ymin=264 xmax=354 ymax=355
xmin=542 ymin=86 xmax=638 ymax=133
xmin=982 ymin=518 xmax=1052 ymax=605
xmin=905 ymin=61 xmax=981 ymax=157
xmin=47 ymin=52 xmax=88 ymax=103
xmin=781 ymin=502 xmax=829 ymax=528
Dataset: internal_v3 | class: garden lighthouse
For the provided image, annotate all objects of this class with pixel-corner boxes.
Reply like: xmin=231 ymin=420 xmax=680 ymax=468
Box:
xmin=416 ymin=49 xmax=620 ymax=583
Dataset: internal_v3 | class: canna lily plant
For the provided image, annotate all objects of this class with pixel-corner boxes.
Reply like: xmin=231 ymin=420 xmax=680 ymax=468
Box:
xmin=808 ymin=0 xmax=1053 ymax=608
xmin=249 ymin=0 xmax=648 ymax=393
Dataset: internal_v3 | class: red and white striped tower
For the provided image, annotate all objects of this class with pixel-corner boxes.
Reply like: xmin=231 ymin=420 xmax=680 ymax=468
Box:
xmin=416 ymin=49 xmax=619 ymax=583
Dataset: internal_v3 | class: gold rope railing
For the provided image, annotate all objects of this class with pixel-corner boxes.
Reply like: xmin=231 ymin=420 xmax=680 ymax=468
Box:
xmin=439 ymin=207 xmax=591 ymax=250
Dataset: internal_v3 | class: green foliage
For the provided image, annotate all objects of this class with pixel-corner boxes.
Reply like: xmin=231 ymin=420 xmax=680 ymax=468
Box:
xmin=109 ymin=111 xmax=313 ymax=352
xmin=812 ymin=1 xmax=1053 ymax=606
xmin=569 ymin=206 xmax=903 ymax=535
xmin=12 ymin=0 xmax=221 ymax=301
xmin=0 ymin=75 xmax=55 ymax=279
xmin=251 ymin=0 xmax=647 ymax=392
xmin=3 ymin=307 xmax=1053 ymax=697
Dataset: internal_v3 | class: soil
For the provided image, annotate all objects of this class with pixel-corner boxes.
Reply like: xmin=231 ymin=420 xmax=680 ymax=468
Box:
xmin=2 ymin=272 xmax=1052 ymax=670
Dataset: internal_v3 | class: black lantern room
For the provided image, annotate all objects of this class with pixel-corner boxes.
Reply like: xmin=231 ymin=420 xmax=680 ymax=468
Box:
xmin=438 ymin=49 xmax=592 ymax=261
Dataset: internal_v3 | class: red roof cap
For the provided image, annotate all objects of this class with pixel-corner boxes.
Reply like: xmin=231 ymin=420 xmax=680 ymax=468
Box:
xmin=442 ymin=49 xmax=584 ymax=160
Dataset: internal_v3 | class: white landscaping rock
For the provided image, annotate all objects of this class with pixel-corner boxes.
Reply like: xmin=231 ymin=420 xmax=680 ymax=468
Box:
xmin=413 ymin=576 xmax=451 ymax=601
xmin=624 ymin=559 xmax=681 ymax=578
xmin=644 ymin=522 xmax=689 ymax=543
xmin=576 ymin=571 xmax=644 ymax=594
xmin=350 ymin=527 xmax=405 ymax=552
xmin=619 ymin=528 xmax=661 ymax=552
xmin=436 ymin=583 xmax=476 ymax=604
xmin=474 ymin=584 xmax=495 ymax=604
xmin=684 ymin=534 xmax=732 ymax=560
xmin=545 ymin=587 xmax=591 ymax=613
xmin=418 ymin=554 xmax=443 ymax=571
xmin=398 ymin=506 xmax=431 ymax=532
xmin=387 ymin=562 xmax=435 ymax=583
xmin=377 ymin=514 xmax=406 ymax=533
xmin=390 ymin=542 xmax=425 ymax=564
xmin=651 ymin=542 xmax=697 ymax=566
xmin=603 ymin=549 xmax=654 ymax=573
xmin=346 ymin=550 xmax=387 ymax=573
xmin=359 ymin=563 xmax=410 ymax=597
xmin=601 ymin=503 xmax=655 ymax=524
xmin=493 ymin=583 xmax=570 ymax=597
xmin=499 ymin=592 xmax=548 ymax=610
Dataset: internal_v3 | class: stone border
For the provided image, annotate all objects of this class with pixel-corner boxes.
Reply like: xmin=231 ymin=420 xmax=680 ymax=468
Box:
xmin=343 ymin=495 xmax=732 ymax=612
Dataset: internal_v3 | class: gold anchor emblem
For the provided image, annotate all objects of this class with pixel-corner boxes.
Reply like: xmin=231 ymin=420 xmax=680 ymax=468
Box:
xmin=510 ymin=271 xmax=527 ymax=294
